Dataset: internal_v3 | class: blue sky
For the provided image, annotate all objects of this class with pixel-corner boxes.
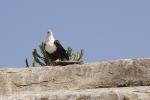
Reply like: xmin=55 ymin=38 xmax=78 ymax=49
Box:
xmin=0 ymin=0 xmax=150 ymax=67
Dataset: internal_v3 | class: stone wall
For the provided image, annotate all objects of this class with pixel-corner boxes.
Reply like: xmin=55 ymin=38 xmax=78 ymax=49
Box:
xmin=1 ymin=58 xmax=150 ymax=100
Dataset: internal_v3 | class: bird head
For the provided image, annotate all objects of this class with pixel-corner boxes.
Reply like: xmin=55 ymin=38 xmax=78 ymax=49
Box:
xmin=46 ymin=29 xmax=55 ymax=42
xmin=47 ymin=29 xmax=52 ymax=36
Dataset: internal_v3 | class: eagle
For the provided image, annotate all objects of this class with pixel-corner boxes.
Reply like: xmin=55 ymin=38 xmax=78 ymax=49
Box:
xmin=45 ymin=30 xmax=69 ymax=61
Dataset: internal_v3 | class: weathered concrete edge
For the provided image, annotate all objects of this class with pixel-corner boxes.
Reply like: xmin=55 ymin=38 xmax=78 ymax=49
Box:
xmin=1 ymin=86 xmax=150 ymax=100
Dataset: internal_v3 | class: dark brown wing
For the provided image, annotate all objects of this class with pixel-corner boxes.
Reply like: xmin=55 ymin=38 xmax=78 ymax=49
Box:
xmin=54 ymin=40 xmax=69 ymax=60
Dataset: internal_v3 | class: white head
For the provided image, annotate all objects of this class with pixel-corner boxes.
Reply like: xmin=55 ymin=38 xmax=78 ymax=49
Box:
xmin=46 ymin=29 xmax=55 ymax=43
xmin=47 ymin=29 xmax=53 ymax=36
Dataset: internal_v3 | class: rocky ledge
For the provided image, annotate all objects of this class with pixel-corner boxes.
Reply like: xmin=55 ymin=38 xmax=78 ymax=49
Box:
xmin=1 ymin=58 xmax=150 ymax=100
xmin=1 ymin=86 xmax=150 ymax=100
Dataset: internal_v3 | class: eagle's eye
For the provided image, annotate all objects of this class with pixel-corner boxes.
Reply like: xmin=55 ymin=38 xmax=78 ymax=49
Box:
xmin=47 ymin=31 xmax=51 ymax=35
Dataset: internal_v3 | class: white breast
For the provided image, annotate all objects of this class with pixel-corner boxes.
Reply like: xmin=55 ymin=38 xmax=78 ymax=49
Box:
xmin=45 ymin=31 xmax=57 ymax=54
xmin=45 ymin=42 xmax=57 ymax=54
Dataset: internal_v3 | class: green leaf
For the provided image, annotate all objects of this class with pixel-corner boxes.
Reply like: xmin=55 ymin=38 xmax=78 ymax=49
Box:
xmin=32 ymin=49 xmax=45 ymax=66
xmin=25 ymin=58 xmax=29 ymax=67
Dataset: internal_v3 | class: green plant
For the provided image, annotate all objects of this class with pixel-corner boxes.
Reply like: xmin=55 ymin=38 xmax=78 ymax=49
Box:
xmin=25 ymin=58 xmax=29 ymax=67
xmin=67 ymin=46 xmax=84 ymax=61
xmin=25 ymin=42 xmax=84 ymax=67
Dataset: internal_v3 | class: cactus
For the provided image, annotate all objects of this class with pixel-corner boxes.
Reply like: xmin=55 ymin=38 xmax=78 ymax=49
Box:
xmin=25 ymin=42 xmax=84 ymax=67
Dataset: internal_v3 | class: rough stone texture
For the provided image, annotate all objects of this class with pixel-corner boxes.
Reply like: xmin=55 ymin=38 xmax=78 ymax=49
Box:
xmin=1 ymin=58 xmax=150 ymax=99
xmin=1 ymin=86 xmax=150 ymax=100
